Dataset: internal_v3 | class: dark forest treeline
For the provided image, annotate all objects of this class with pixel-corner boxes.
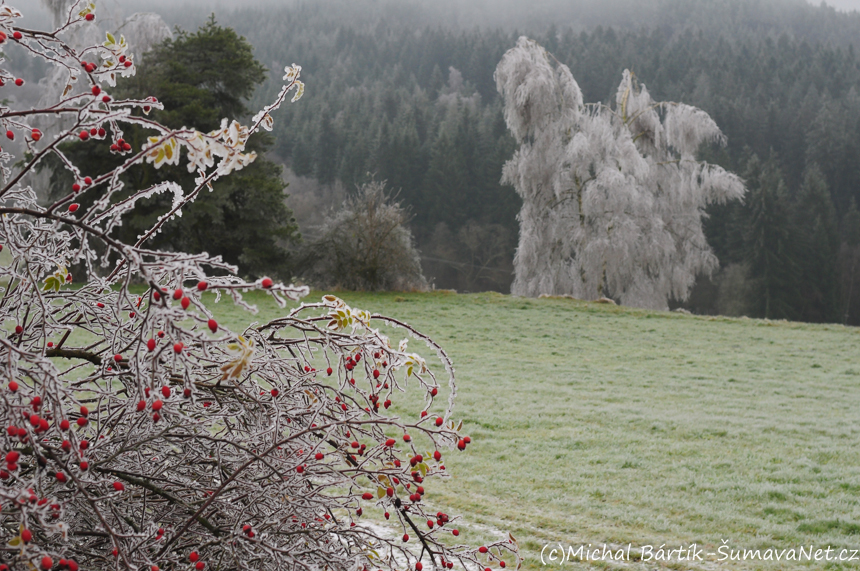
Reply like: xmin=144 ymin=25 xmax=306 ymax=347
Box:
xmin=113 ymin=0 xmax=860 ymax=322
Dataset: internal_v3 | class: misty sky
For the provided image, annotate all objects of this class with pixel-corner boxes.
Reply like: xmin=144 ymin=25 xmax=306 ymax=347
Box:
xmin=817 ymin=0 xmax=860 ymax=10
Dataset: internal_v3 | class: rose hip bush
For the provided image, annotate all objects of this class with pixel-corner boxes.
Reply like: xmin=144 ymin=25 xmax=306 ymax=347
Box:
xmin=0 ymin=3 xmax=520 ymax=570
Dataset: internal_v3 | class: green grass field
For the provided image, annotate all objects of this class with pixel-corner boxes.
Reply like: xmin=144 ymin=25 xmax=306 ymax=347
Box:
xmin=206 ymin=289 xmax=860 ymax=570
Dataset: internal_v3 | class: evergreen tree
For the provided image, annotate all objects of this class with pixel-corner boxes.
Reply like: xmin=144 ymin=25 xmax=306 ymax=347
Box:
xmin=49 ymin=17 xmax=300 ymax=279
xmin=794 ymin=164 xmax=840 ymax=322
xmin=743 ymin=153 xmax=801 ymax=319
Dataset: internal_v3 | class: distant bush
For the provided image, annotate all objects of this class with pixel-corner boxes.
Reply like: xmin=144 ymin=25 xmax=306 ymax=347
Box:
xmin=300 ymin=179 xmax=428 ymax=291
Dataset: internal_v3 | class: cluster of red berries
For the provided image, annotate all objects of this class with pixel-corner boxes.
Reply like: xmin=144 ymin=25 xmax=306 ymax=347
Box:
xmin=188 ymin=551 xmax=205 ymax=569
xmin=242 ymin=524 xmax=256 ymax=538
xmin=110 ymin=137 xmax=132 ymax=153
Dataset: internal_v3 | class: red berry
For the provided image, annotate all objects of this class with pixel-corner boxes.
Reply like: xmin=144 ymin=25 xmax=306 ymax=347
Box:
xmin=479 ymin=547 xmax=488 ymax=554
xmin=91 ymin=85 xmax=100 ymax=96
xmin=402 ymin=534 xmax=409 ymax=542
xmin=72 ymin=183 xmax=81 ymax=193
xmin=114 ymin=354 xmax=122 ymax=362
xmin=315 ymin=452 xmax=324 ymax=460
xmin=60 ymin=419 xmax=70 ymax=431
xmin=76 ymin=417 xmax=87 ymax=427
xmin=102 ymin=95 xmax=111 ymax=103
xmin=434 ymin=450 xmax=442 ymax=461
xmin=123 ymin=60 xmax=132 ymax=68
xmin=84 ymin=176 xmax=92 ymax=185
xmin=261 ymin=277 xmax=273 ymax=288
xmin=157 ymin=330 xmax=165 ymax=338
xmin=385 ymin=438 xmax=396 ymax=447
xmin=197 ymin=281 xmax=207 ymax=291
xmin=161 ymin=386 xmax=170 ymax=398
xmin=85 ymin=13 xmax=95 ymax=21
xmin=21 ymin=529 xmax=32 ymax=542
xmin=8 ymin=381 xmax=18 ymax=391
xmin=147 ymin=339 xmax=156 ymax=351
xmin=270 ymin=388 xmax=279 ymax=397
xmin=296 ymin=465 xmax=304 ymax=473
xmin=12 ymin=31 xmax=22 ymax=40
xmin=31 ymin=129 xmax=41 ymax=141
xmin=464 ymin=436 xmax=471 ymax=443
xmin=152 ymin=400 xmax=163 ymax=411
xmin=5 ymin=451 xmax=19 ymax=463
xmin=40 ymin=557 xmax=53 ymax=571
xmin=416 ymin=563 xmax=422 ymax=571
xmin=207 ymin=319 xmax=218 ymax=332
xmin=152 ymin=412 xmax=160 ymax=422
xmin=361 ymin=492 xmax=373 ymax=500
xmin=68 ymin=203 xmax=79 ymax=212
xmin=113 ymin=481 xmax=124 ymax=491
xmin=14 ymin=78 xmax=23 ymax=86
xmin=183 ymin=388 xmax=191 ymax=398
xmin=56 ymin=471 xmax=66 ymax=482
xmin=79 ymin=131 xmax=89 ymax=141
xmin=196 ymin=564 xmax=204 ymax=571
xmin=327 ymin=367 xmax=333 ymax=375
xmin=137 ymin=400 xmax=146 ymax=412
xmin=5 ymin=131 xmax=13 ymax=140
xmin=189 ymin=552 xmax=199 ymax=563
xmin=181 ymin=297 xmax=191 ymax=310
xmin=173 ymin=342 xmax=183 ymax=354
xmin=403 ymin=434 xmax=411 ymax=442
xmin=173 ymin=288 xmax=183 ymax=300
xmin=452 ymin=529 xmax=459 ymax=536
xmin=85 ymin=63 xmax=96 ymax=73
xmin=80 ymin=406 xmax=89 ymax=417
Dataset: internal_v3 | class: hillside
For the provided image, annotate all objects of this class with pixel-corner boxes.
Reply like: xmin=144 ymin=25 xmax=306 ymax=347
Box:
xmin=211 ymin=290 xmax=860 ymax=569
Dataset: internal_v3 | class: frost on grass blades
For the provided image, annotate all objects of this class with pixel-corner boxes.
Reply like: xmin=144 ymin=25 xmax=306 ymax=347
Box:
xmin=0 ymin=3 xmax=519 ymax=571
xmin=496 ymin=37 xmax=745 ymax=310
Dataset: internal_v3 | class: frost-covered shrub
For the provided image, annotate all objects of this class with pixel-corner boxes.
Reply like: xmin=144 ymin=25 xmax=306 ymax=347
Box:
xmin=0 ymin=4 xmax=517 ymax=570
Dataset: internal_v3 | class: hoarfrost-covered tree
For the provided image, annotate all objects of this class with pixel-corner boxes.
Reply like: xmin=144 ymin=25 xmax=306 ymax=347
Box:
xmin=0 ymin=3 xmax=518 ymax=570
xmin=495 ymin=37 xmax=745 ymax=309
xmin=301 ymin=179 xmax=427 ymax=291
